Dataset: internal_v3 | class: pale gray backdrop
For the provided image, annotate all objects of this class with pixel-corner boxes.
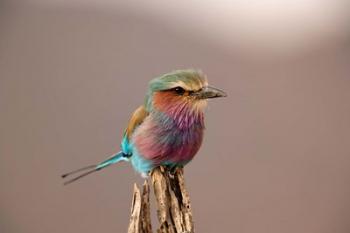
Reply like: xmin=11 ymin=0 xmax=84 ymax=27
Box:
xmin=1 ymin=1 xmax=350 ymax=233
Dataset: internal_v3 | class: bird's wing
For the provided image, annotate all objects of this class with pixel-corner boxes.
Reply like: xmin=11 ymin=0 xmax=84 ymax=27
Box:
xmin=125 ymin=105 xmax=149 ymax=139
xmin=121 ymin=105 xmax=149 ymax=155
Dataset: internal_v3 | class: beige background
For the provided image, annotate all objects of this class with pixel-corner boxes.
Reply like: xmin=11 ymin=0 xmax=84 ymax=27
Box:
xmin=1 ymin=1 xmax=350 ymax=233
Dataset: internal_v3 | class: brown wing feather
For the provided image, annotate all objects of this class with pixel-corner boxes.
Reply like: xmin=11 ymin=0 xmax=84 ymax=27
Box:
xmin=125 ymin=105 xmax=149 ymax=140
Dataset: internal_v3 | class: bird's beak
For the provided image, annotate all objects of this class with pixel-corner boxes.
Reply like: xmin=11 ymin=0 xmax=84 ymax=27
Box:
xmin=195 ymin=86 xmax=227 ymax=99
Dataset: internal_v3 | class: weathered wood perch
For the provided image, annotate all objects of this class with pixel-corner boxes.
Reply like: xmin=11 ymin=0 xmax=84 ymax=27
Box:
xmin=128 ymin=166 xmax=194 ymax=233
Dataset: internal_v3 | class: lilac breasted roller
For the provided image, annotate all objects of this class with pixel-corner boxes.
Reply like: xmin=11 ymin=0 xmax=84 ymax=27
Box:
xmin=62 ymin=69 xmax=226 ymax=185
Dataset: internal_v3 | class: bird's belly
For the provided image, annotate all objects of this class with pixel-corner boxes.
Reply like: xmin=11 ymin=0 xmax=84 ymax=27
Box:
xmin=131 ymin=120 xmax=204 ymax=168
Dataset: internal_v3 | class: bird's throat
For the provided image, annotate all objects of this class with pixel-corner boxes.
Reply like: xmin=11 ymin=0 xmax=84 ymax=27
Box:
xmin=154 ymin=105 xmax=205 ymax=130
xmin=152 ymin=91 xmax=205 ymax=130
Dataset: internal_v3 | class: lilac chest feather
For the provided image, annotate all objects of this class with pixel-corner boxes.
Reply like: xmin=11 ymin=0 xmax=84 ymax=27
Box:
xmin=132 ymin=110 xmax=205 ymax=165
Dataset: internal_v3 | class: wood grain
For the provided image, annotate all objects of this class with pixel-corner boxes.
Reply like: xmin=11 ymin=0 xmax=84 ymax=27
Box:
xmin=127 ymin=166 xmax=194 ymax=233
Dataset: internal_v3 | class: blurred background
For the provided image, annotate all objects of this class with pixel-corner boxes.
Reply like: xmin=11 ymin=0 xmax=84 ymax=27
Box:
xmin=1 ymin=1 xmax=350 ymax=233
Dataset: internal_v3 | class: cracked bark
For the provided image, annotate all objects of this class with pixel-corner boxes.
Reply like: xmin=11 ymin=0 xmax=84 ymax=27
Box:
xmin=128 ymin=181 xmax=152 ymax=233
xmin=127 ymin=166 xmax=194 ymax=233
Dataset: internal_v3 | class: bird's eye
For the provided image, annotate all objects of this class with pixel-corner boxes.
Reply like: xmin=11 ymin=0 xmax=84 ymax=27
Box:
xmin=173 ymin=87 xmax=185 ymax=95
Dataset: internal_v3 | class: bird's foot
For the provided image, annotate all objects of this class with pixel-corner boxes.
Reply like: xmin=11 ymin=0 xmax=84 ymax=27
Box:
xmin=167 ymin=165 xmax=182 ymax=178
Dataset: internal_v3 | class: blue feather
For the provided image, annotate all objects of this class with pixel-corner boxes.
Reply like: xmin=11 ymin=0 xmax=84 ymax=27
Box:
xmin=96 ymin=151 xmax=128 ymax=170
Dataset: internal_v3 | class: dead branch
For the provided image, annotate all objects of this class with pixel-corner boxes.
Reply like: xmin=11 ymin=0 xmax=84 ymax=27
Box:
xmin=127 ymin=166 xmax=194 ymax=233
xmin=128 ymin=181 xmax=152 ymax=233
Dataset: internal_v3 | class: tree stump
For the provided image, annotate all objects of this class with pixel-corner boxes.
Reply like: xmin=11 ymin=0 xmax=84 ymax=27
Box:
xmin=127 ymin=182 xmax=152 ymax=233
xmin=127 ymin=166 xmax=194 ymax=233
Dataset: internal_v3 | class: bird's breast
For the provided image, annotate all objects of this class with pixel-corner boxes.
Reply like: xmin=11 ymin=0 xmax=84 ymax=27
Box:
xmin=131 ymin=113 xmax=204 ymax=164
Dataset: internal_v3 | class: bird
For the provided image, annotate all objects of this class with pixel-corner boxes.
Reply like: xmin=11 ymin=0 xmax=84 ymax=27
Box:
xmin=62 ymin=69 xmax=226 ymax=185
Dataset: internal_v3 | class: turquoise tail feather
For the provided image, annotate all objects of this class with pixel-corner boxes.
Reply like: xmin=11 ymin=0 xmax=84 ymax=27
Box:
xmin=96 ymin=152 xmax=128 ymax=169
xmin=62 ymin=151 xmax=127 ymax=185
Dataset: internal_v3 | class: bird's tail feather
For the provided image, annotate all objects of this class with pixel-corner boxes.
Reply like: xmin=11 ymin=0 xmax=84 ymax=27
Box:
xmin=61 ymin=151 xmax=127 ymax=185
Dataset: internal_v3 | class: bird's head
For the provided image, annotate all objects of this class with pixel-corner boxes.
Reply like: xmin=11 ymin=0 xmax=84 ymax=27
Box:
xmin=145 ymin=69 xmax=226 ymax=116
